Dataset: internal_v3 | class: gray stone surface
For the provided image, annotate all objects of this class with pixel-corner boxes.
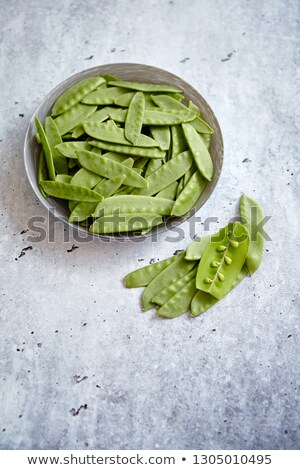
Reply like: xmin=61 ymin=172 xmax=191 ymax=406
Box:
xmin=0 ymin=0 xmax=299 ymax=450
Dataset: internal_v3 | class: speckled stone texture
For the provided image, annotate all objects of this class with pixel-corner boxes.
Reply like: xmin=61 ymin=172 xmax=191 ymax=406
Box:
xmin=0 ymin=0 xmax=299 ymax=450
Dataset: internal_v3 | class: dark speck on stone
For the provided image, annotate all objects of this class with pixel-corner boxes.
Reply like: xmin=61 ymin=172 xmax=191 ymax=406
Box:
xmin=180 ymin=57 xmax=190 ymax=63
xmin=15 ymin=246 xmax=33 ymax=260
xmin=221 ymin=50 xmax=236 ymax=62
xmin=138 ymin=258 xmax=144 ymax=262
xmin=110 ymin=48 xmax=116 ymax=52
xmin=84 ymin=55 xmax=93 ymax=60
xmin=69 ymin=404 xmax=87 ymax=416
xmin=120 ymin=49 xmax=126 ymax=52
xmin=150 ymin=258 xmax=158 ymax=264
xmin=67 ymin=245 xmax=78 ymax=253
xmin=20 ymin=229 xmax=28 ymax=234
xmin=173 ymin=249 xmax=184 ymax=255
xmin=37 ymin=343 xmax=42 ymax=348
xmin=19 ymin=113 xmax=24 ymax=117
xmin=242 ymin=158 xmax=251 ymax=163
xmin=287 ymin=334 xmax=292 ymax=338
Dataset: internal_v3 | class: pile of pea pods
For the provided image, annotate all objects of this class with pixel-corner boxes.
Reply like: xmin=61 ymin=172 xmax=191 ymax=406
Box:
xmin=35 ymin=74 xmax=214 ymax=234
xmin=125 ymin=194 xmax=264 ymax=318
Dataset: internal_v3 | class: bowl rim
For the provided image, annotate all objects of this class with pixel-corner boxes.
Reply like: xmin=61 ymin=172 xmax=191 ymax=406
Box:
xmin=24 ymin=63 xmax=224 ymax=241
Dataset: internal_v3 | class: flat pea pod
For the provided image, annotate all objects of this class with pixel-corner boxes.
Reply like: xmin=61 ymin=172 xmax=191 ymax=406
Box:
xmin=55 ymin=141 xmax=92 ymax=159
xmin=171 ymin=170 xmax=207 ymax=216
xmin=71 ymin=168 xmax=102 ymax=188
xmin=109 ymin=108 xmax=196 ymax=125
xmin=149 ymin=126 xmax=170 ymax=151
xmin=89 ymin=140 xmax=165 ymax=159
xmin=69 ymin=174 xmax=126 ymax=223
xmin=40 ymin=181 xmax=103 ymax=202
xmin=157 ymin=278 xmax=198 ymax=318
xmin=100 ymin=151 xmax=130 ymax=164
xmin=191 ymin=265 xmax=248 ymax=317
xmin=84 ymin=120 xmax=158 ymax=147
xmin=38 ymin=150 xmax=48 ymax=197
xmin=151 ymin=95 xmax=196 ymax=119
xmin=92 ymin=195 xmax=174 ymax=218
xmin=183 ymin=162 xmax=197 ymax=185
xmin=185 ymin=234 xmax=211 ymax=260
xmin=144 ymin=159 xmax=162 ymax=178
xmin=71 ymin=106 xmax=114 ymax=138
xmin=108 ymin=80 xmax=182 ymax=93
xmin=52 ymin=76 xmax=104 ymax=116
xmin=155 ymin=181 xmax=178 ymax=200
xmin=56 ymin=174 xmax=72 ymax=183
xmin=188 ymin=100 xmax=204 ymax=119
xmin=54 ymin=103 xmax=97 ymax=135
xmin=77 ymin=150 xmax=148 ymax=188
xmin=200 ymin=133 xmax=211 ymax=149
xmin=124 ymin=255 xmax=177 ymax=288
xmin=35 ymin=116 xmax=56 ymax=180
xmin=240 ymin=194 xmax=264 ymax=275
xmin=133 ymin=157 xmax=149 ymax=169
xmin=182 ymin=123 xmax=214 ymax=181
xmin=132 ymin=150 xmax=193 ymax=196
xmin=45 ymin=117 xmax=68 ymax=174
xmin=90 ymin=213 xmax=163 ymax=234
xmin=81 ymin=87 xmax=127 ymax=105
xmin=189 ymin=114 xmax=214 ymax=134
xmin=152 ymin=266 xmax=198 ymax=306
xmin=125 ymin=92 xmax=145 ymax=144
xmin=171 ymin=125 xmax=187 ymax=157
xmin=142 ymin=253 xmax=196 ymax=311
xmin=196 ymin=222 xmax=250 ymax=300
xmin=115 ymin=92 xmax=157 ymax=109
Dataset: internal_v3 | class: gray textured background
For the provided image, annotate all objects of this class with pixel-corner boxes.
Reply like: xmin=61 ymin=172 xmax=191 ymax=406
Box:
xmin=0 ymin=0 xmax=299 ymax=450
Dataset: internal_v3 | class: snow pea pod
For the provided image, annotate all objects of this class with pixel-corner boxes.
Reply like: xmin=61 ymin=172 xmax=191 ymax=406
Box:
xmin=92 ymin=195 xmax=174 ymax=218
xmin=142 ymin=253 xmax=196 ymax=311
xmin=108 ymin=80 xmax=182 ymax=93
xmin=183 ymin=162 xmax=197 ymax=185
xmin=191 ymin=265 xmax=248 ymax=317
xmin=149 ymin=126 xmax=170 ymax=150
xmin=45 ymin=117 xmax=68 ymax=174
xmin=171 ymin=170 xmax=206 ymax=216
xmin=76 ymin=150 xmax=148 ymax=188
xmin=152 ymin=266 xmax=198 ymax=306
xmin=171 ymin=125 xmax=187 ymax=157
xmin=240 ymin=194 xmax=264 ymax=275
xmin=114 ymin=92 xmax=155 ymax=109
xmin=157 ymin=277 xmax=198 ymax=318
xmin=185 ymin=235 xmax=211 ymax=260
xmin=71 ymin=168 xmax=102 ymax=188
xmin=52 ymin=76 xmax=104 ymax=116
xmin=35 ymin=116 xmax=56 ymax=180
xmin=90 ymin=140 xmax=165 ymax=159
xmin=56 ymin=141 xmax=92 ymax=159
xmin=151 ymin=95 xmax=196 ymax=120
xmin=56 ymin=174 xmax=72 ymax=183
xmin=155 ymin=181 xmax=178 ymax=200
xmin=125 ymin=91 xmax=145 ymax=144
xmin=69 ymin=174 xmax=126 ymax=223
xmin=109 ymin=108 xmax=196 ymax=125
xmin=38 ymin=150 xmax=48 ymax=197
xmin=189 ymin=117 xmax=214 ymax=134
xmin=196 ymin=222 xmax=250 ymax=300
xmin=144 ymin=159 xmax=162 ymax=178
xmin=182 ymin=123 xmax=214 ymax=181
xmin=81 ymin=86 xmax=127 ymax=105
xmin=40 ymin=181 xmax=103 ymax=202
xmin=84 ymin=120 xmax=158 ymax=147
xmin=200 ymin=133 xmax=211 ymax=149
xmin=71 ymin=106 xmax=115 ymax=138
xmin=54 ymin=103 xmax=97 ymax=135
xmin=132 ymin=150 xmax=193 ymax=196
xmin=90 ymin=213 xmax=163 ymax=234
xmin=124 ymin=255 xmax=177 ymax=288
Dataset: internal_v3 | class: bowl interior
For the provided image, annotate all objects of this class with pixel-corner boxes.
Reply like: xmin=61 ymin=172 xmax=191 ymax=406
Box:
xmin=24 ymin=63 xmax=223 ymax=240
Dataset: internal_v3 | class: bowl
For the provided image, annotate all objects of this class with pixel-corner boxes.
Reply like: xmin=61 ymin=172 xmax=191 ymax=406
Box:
xmin=24 ymin=63 xmax=224 ymax=240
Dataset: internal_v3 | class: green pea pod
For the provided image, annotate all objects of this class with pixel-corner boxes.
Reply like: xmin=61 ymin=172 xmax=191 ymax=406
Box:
xmin=92 ymin=195 xmax=174 ymax=218
xmin=182 ymin=123 xmax=214 ymax=181
xmin=171 ymin=125 xmax=188 ymax=157
xmin=157 ymin=277 xmax=198 ymax=318
xmin=107 ymin=80 xmax=182 ymax=93
xmin=54 ymin=103 xmax=97 ymax=135
xmin=90 ymin=213 xmax=163 ymax=234
xmin=115 ymin=92 xmax=159 ymax=109
xmin=132 ymin=150 xmax=193 ymax=196
xmin=125 ymin=92 xmax=145 ymax=144
xmin=56 ymin=174 xmax=72 ymax=183
xmin=52 ymin=76 xmax=105 ymax=116
xmin=191 ymin=265 xmax=248 ymax=317
xmin=185 ymin=235 xmax=211 ymax=260
xmin=71 ymin=168 xmax=102 ymax=188
xmin=152 ymin=266 xmax=198 ymax=306
xmin=171 ymin=170 xmax=206 ymax=216
xmin=124 ymin=255 xmax=177 ymax=288
xmin=83 ymin=120 xmax=158 ymax=147
xmin=82 ymin=87 xmax=128 ymax=105
xmin=189 ymin=117 xmax=214 ymax=135
xmin=149 ymin=126 xmax=171 ymax=151
xmin=69 ymin=174 xmax=126 ymax=223
xmin=240 ymin=194 xmax=265 ymax=275
xmin=151 ymin=95 xmax=197 ymax=120
xmin=183 ymin=162 xmax=197 ymax=185
xmin=40 ymin=181 xmax=104 ymax=202
xmin=196 ymin=222 xmax=250 ymax=300
xmin=200 ymin=133 xmax=211 ymax=149
xmin=35 ymin=116 xmax=56 ymax=180
xmin=89 ymin=140 xmax=165 ymax=159
xmin=37 ymin=150 xmax=49 ymax=197
xmin=144 ymin=159 xmax=163 ymax=178
xmin=76 ymin=150 xmax=149 ymax=188
xmin=109 ymin=109 xmax=196 ymax=125
xmin=155 ymin=181 xmax=178 ymax=200
xmin=45 ymin=117 xmax=68 ymax=174
xmin=55 ymin=141 xmax=92 ymax=159
xmin=142 ymin=253 xmax=196 ymax=311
